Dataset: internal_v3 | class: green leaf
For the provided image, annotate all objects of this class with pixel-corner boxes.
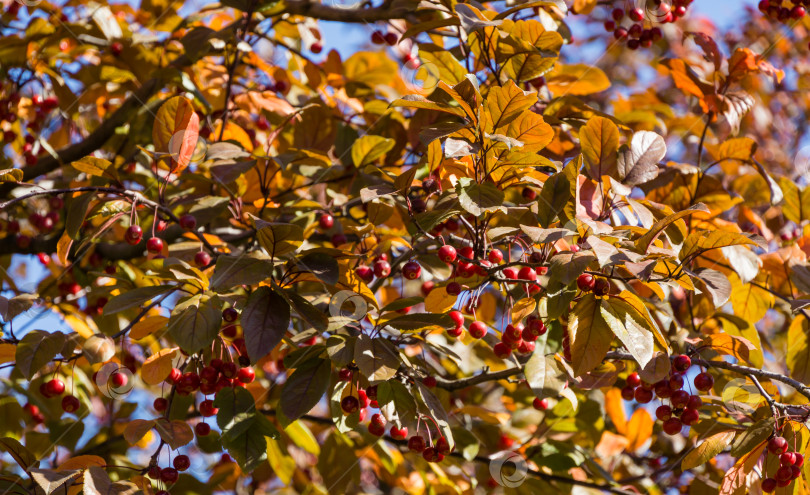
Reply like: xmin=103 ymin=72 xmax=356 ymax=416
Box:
xmin=210 ymin=253 xmax=274 ymax=291
xmin=296 ymin=252 xmax=340 ymax=285
xmin=730 ymin=417 xmax=773 ymax=457
xmin=65 ymin=192 xmax=95 ymax=240
xmin=241 ymin=287 xmax=290 ymax=363
xmin=456 ymin=177 xmax=505 ymax=216
xmin=278 ymin=289 xmax=328 ymax=333
xmin=635 ymin=203 xmax=709 ymax=253
xmin=351 ymin=135 xmax=395 ymax=167
xmin=600 ymin=299 xmax=654 ymax=369
xmin=354 ymin=334 xmax=400 ymax=383
xmin=318 ymin=433 xmax=360 ymax=493
xmin=681 ymin=431 xmax=736 ymax=471
xmin=104 ymin=285 xmax=173 ymax=315
xmin=281 ymin=358 xmax=331 ymax=422
xmin=382 ymin=312 xmax=453 ymax=332
xmin=568 ymin=295 xmax=613 ymax=376
xmin=0 ymin=437 xmax=37 ymax=471
xmin=377 ymin=381 xmax=418 ymax=426
xmin=525 ymin=351 xmax=566 ymax=399
xmin=536 ymin=171 xmax=571 ymax=228
xmin=16 ymin=330 xmax=65 ymax=380
xmin=168 ymin=294 xmax=222 ymax=354
xmin=255 ymin=220 xmax=304 ymax=257
xmin=330 ymin=381 xmax=361 ymax=433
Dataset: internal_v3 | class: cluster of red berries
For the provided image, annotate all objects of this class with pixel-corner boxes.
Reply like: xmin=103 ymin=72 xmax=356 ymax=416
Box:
xmin=407 ymin=433 xmax=451 ymax=463
xmin=38 ymin=376 xmax=85 ymax=414
xmin=761 ymin=436 xmax=805 ymax=491
xmin=23 ymin=403 xmax=46 ymax=424
xmin=620 ymin=355 xmax=714 ymax=435
xmin=758 ymin=0 xmax=807 ymax=23
xmin=338 ymin=370 xmax=380 ymax=423
xmin=355 ymin=251 xmax=398 ymax=284
xmin=601 ymin=0 xmax=693 ymax=50
xmin=371 ymin=29 xmax=400 ymax=46
xmin=154 ymin=308 xmax=254 ymax=436
xmin=146 ymin=454 xmax=189 ymax=487
xmin=576 ymin=273 xmax=611 ymax=296
xmin=318 ymin=213 xmax=349 ymax=246
xmin=2 ymin=197 xmax=65 ymax=250
xmin=1 ymin=91 xmax=60 ymax=166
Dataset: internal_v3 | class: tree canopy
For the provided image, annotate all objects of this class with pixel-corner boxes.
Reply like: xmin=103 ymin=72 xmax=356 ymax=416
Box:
xmin=2 ymin=0 xmax=810 ymax=493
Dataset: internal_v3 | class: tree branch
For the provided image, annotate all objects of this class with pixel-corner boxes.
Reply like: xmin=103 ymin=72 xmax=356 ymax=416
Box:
xmin=283 ymin=0 xmax=410 ymax=23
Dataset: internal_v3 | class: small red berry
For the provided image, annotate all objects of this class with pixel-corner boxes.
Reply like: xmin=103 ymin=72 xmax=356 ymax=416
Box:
xmin=318 ymin=214 xmax=334 ymax=230
xmin=626 ymin=372 xmax=641 ymax=388
xmin=195 ymin=422 xmax=211 ymax=436
xmin=125 ymin=225 xmax=142 ymax=245
xmin=160 ymin=467 xmax=178 ymax=484
xmin=173 ymin=455 xmax=190 ymax=471
xmin=61 ymin=395 xmax=80 ymax=413
xmin=402 ymin=261 xmax=422 ymax=280
xmin=237 ymin=367 xmax=255 ymax=384
xmin=154 ymin=397 xmax=168 ymax=412
xmin=576 ymin=273 xmax=595 ymax=292
xmin=341 ymin=396 xmax=359 ymax=413
xmin=532 ymin=397 xmax=548 ymax=410
xmin=371 ymin=31 xmax=385 ymax=44
xmin=694 ymin=372 xmax=714 ymax=392
xmin=663 ymin=418 xmax=682 ymax=435
xmin=422 ymin=376 xmax=437 ymax=388
xmin=179 ymin=214 xmax=197 ymax=230
xmin=408 ymin=435 xmax=426 ymax=452
xmin=146 ymin=237 xmax=163 ymax=253
xmin=190 ymin=251 xmax=210 ymax=268
xmin=768 ymin=436 xmax=789 ymax=455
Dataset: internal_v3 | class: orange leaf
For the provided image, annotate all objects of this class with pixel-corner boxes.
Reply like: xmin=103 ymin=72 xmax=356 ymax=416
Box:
xmin=625 ymin=408 xmax=653 ymax=452
xmin=152 ymin=96 xmax=200 ymax=173
xmin=604 ymin=388 xmax=628 ymax=435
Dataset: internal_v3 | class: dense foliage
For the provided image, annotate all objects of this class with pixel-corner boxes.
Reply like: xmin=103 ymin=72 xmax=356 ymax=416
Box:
xmin=2 ymin=0 xmax=810 ymax=493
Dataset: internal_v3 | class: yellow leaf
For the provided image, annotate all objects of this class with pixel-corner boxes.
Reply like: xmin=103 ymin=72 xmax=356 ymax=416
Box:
xmin=455 ymin=405 xmax=511 ymax=424
xmin=130 ymin=315 xmax=169 ymax=340
xmin=212 ymin=121 xmax=252 ymax=152
xmin=788 ymin=316 xmax=810 ymax=384
xmin=485 ymin=80 xmax=537 ymax=133
xmin=604 ymin=388 xmax=627 ymax=435
xmin=57 ymin=455 xmax=106 ymax=470
xmin=573 ymin=0 xmax=597 ymax=14
xmin=285 ymin=421 xmax=320 ymax=455
xmin=568 ymin=294 xmax=614 ymax=376
xmin=501 ymin=112 xmax=553 ymax=152
xmin=351 ymin=135 xmax=394 ymax=167
xmin=70 ymin=157 xmax=117 ymax=180
xmin=424 ymin=287 xmax=456 ymax=314
xmin=0 ymin=168 xmax=23 ymax=182
xmin=266 ymin=438 xmax=296 ymax=485
xmin=141 ymin=348 xmax=178 ymax=385
xmin=123 ymin=419 xmax=156 ymax=445
xmin=580 ymin=116 xmax=619 ymax=180
xmin=730 ymin=280 xmax=774 ymax=323
xmin=680 ymin=230 xmax=761 ymax=261
xmin=0 ymin=343 xmax=16 ymax=364
xmin=682 ymin=431 xmax=736 ymax=471
xmin=511 ymin=298 xmax=536 ymax=323
xmin=56 ymin=232 xmax=73 ymax=265
xmin=625 ymin=408 xmax=653 ymax=452
xmin=701 ymin=333 xmax=756 ymax=365
xmin=546 ymin=64 xmax=610 ymax=95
